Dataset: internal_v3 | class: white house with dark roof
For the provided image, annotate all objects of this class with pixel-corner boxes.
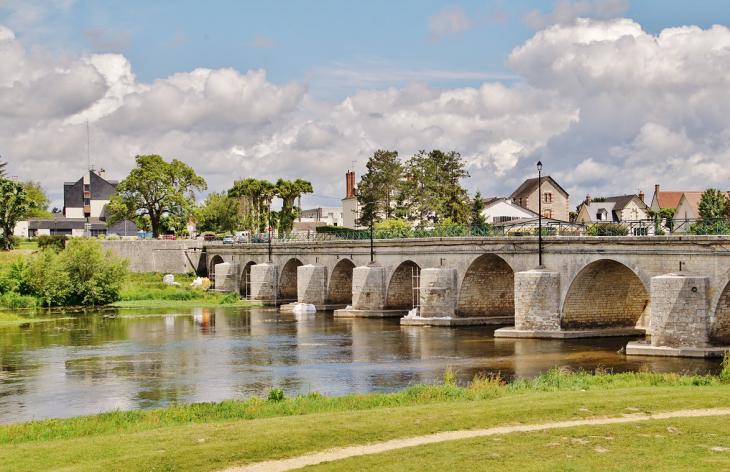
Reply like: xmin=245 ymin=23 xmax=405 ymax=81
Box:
xmin=575 ymin=194 xmax=650 ymax=223
xmin=480 ymin=197 xmax=539 ymax=224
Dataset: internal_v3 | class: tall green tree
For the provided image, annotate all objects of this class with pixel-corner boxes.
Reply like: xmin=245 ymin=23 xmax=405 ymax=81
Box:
xmin=470 ymin=190 xmax=486 ymax=225
xmin=22 ymin=181 xmax=52 ymax=218
xmin=275 ymin=178 xmax=313 ymax=233
xmin=698 ymin=189 xmax=726 ymax=219
xmin=399 ymin=150 xmax=470 ymax=224
xmin=356 ymin=150 xmax=403 ymax=227
xmin=197 ymin=192 xmax=242 ymax=234
xmin=0 ymin=178 xmax=35 ymax=250
xmin=228 ymin=178 xmax=277 ymax=233
xmin=0 ymin=156 xmax=7 ymax=178
xmin=107 ymin=155 xmax=207 ymax=238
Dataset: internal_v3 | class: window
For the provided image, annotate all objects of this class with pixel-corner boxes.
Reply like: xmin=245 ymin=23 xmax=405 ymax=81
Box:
xmin=543 ymin=192 xmax=553 ymax=203
xmin=543 ymin=209 xmax=553 ymax=218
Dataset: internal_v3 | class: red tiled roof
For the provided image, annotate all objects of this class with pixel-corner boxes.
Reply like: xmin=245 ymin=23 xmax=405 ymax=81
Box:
xmin=654 ymin=191 xmax=685 ymax=209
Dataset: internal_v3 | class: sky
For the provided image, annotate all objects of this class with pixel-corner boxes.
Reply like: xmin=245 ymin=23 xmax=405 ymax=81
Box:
xmin=2 ymin=0 xmax=730 ymax=211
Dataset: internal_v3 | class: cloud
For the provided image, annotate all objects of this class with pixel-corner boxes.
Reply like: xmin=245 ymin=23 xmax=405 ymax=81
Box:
xmin=253 ymin=35 xmax=274 ymax=48
xmin=428 ymin=6 xmax=473 ymax=42
xmin=523 ymin=0 xmax=629 ymax=29
xmin=4 ymin=17 xmax=730 ymax=212
xmin=84 ymin=28 xmax=130 ymax=52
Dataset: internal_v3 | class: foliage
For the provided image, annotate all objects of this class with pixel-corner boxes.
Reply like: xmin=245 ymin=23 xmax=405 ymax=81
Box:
xmin=590 ymin=197 xmax=607 ymax=202
xmin=689 ymin=219 xmax=730 ymax=235
xmin=0 ymin=157 xmax=6 ymax=178
xmin=648 ymin=207 xmax=676 ymax=219
xmin=373 ymin=218 xmax=411 ymax=232
xmin=0 ymin=178 xmax=35 ymax=251
xmin=698 ymin=189 xmax=726 ymax=219
xmin=275 ymin=178 xmax=313 ymax=233
xmin=106 ymin=234 xmax=121 ymax=241
xmin=398 ymin=150 xmax=470 ymax=224
xmin=267 ymin=388 xmax=285 ymax=402
xmin=569 ymin=211 xmax=578 ymax=223
xmin=586 ymin=223 xmax=629 ymax=236
xmin=21 ymin=181 xmax=52 ymax=218
xmin=356 ymin=150 xmax=403 ymax=226
xmin=36 ymin=235 xmax=68 ymax=252
xmin=228 ymin=178 xmax=276 ymax=233
xmin=470 ymin=191 xmax=486 ymax=226
xmin=197 ymin=192 xmax=242 ymax=234
xmin=315 ymin=225 xmax=357 ymax=233
xmin=107 ymin=155 xmax=207 ymax=238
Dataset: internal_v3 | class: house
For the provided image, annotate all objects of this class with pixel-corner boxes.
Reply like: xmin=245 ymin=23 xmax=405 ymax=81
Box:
xmin=509 ymin=176 xmax=570 ymax=221
xmin=298 ymin=207 xmax=344 ymax=226
xmin=674 ymin=191 xmax=730 ymax=220
xmin=650 ymin=184 xmax=685 ymax=212
xmin=341 ymin=170 xmax=359 ymax=229
xmin=575 ymin=194 xmax=650 ymax=223
xmin=480 ymin=197 xmax=539 ymax=224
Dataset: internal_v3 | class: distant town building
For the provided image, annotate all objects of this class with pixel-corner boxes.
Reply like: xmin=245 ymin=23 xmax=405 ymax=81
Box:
xmin=674 ymin=191 xmax=730 ymax=220
xmin=480 ymin=197 xmax=538 ymax=224
xmin=509 ymin=176 xmax=570 ymax=221
xmin=575 ymin=194 xmax=649 ymax=223
xmin=341 ymin=170 xmax=359 ymax=229
xmin=649 ymin=184 xmax=685 ymax=212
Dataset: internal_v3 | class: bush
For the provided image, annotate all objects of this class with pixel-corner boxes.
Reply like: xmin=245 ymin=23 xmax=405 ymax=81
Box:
xmin=689 ymin=220 xmax=730 ymax=235
xmin=586 ymin=223 xmax=629 ymax=236
xmin=36 ymin=235 xmax=68 ymax=252
xmin=267 ymin=388 xmax=285 ymax=402
xmin=0 ymin=292 xmax=38 ymax=309
xmin=5 ymin=235 xmax=22 ymax=249
xmin=106 ymin=234 xmax=121 ymax=241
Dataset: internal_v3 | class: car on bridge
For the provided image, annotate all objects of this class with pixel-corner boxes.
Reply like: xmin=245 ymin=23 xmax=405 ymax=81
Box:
xmin=252 ymin=233 xmax=270 ymax=243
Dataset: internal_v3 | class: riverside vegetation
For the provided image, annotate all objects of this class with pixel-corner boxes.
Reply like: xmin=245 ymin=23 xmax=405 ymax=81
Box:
xmin=1 ymin=363 xmax=730 ymax=470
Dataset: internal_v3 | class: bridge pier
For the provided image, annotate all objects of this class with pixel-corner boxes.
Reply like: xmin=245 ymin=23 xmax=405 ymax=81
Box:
xmin=627 ymin=272 xmax=728 ymax=357
xmin=212 ymin=262 xmax=240 ymax=294
xmin=249 ymin=262 xmax=279 ymax=305
xmin=335 ymin=263 xmax=406 ymax=318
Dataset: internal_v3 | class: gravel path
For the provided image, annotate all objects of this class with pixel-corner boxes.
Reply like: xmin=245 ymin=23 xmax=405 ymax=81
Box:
xmin=224 ymin=407 xmax=730 ymax=472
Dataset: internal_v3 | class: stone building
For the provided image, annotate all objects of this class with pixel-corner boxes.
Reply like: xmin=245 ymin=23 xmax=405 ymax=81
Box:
xmin=509 ymin=176 xmax=570 ymax=222
xmin=575 ymin=194 xmax=650 ymax=223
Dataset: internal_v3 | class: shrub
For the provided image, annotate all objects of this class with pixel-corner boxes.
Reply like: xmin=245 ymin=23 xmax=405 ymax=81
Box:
xmin=267 ymin=388 xmax=285 ymax=402
xmin=586 ymin=223 xmax=629 ymax=236
xmin=106 ymin=234 xmax=121 ymax=241
xmin=37 ymin=235 xmax=68 ymax=252
xmin=689 ymin=220 xmax=730 ymax=235
xmin=0 ymin=292 xmax=38 ymax=309
xmin=5 ymin=235 xmax=22 ymax=249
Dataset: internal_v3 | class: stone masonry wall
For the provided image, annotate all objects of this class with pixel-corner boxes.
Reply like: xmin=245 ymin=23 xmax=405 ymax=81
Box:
xmin=249 ymin=263 xmax=277 ymax=301
xmin=457 ymin=255 xmax=514 ymax=317
xmin=352 ymin=265 xmax=386 ymax=310
xmin=562 ymin=260 xmax=649 ymax=330
xmin=298 ymin=264 xmax=327 ymax=305
xmin=420 ymin=268 xmax=458 ymax=318
xmin=651 ymin=274 xmax=710 ymax=348
xmin=514 ymin=270 xmax=561 ymax=331
xmin=279 ymin=259 xmax=302 ymax=299
xmin=101 ymin=240 xmax=203 ymax=273
xmin=327 ymin=260 xmax=355 ymax=304
xmin=712 ymin=281 xmax=730 ymax=345
xmin=386 ymin=261 xmax=419 ymax=309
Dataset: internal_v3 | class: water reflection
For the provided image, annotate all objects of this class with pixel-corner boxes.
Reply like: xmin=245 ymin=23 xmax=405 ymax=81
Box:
xmin=0 ymin=306 xmax=723 ymax=424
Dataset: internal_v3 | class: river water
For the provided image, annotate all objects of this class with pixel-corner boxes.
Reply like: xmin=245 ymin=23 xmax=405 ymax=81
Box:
xmin=0 ymin=306 xmax=722 ymax=424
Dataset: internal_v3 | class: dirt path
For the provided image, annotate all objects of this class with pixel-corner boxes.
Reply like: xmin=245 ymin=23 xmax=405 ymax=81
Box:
xmin=224 ymin=407 xmax=730 ymax=472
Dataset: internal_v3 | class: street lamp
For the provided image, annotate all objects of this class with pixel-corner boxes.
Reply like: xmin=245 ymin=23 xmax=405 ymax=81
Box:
xmin=369 ymin=182 xmax=374 ymax=263
xmin=268 ymin=197 xmax=273 ymax=262
xmin=537 ymin=160 xmax=544 ymax=268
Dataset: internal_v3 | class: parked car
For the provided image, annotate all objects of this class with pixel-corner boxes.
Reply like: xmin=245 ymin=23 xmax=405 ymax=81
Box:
xmin=252 ymin=232 xmax=270 ymax=243
xmin=202 ymin=232 xmax=216 ymax=241
xmin=222 ymin=235 xmax=235 ymax=244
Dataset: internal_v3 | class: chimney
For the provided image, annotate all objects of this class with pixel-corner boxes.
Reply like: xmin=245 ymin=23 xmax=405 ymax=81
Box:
xmin=99 ymin=168 xmax=106 ymax=179
xmin=11 ymin=176 xmax=18 ymax=183
xmin=638 ymin=190 xmax=645 ymax=202
xmin=345 ymin=172 xmax=350 ymax=198
xmin=345 ymin=171 xmax=356 ymax=198
xmin=655 ymin=184 xmax=660 ymax=196
xmin=585 ymin=194 xmax=591 ymax=206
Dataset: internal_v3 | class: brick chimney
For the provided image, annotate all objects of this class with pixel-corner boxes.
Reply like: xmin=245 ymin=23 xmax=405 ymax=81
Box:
xmin=638 ymin=190 xmax=645 ymax=202
xmin=585 ymin=194 xmax=591 ymax=206
xmin=345 ymin=171 xmax=356 ymax=198
xmin=655 ymin=184 xmax=660 ymax=196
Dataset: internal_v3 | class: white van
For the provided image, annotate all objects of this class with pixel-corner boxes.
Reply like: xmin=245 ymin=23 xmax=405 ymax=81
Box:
xmin=234 ymin=231 xmax=250 ymax=243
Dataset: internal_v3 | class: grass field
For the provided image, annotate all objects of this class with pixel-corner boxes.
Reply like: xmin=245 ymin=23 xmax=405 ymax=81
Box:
xmin=1 ymin=368 xmax=729 ymax=471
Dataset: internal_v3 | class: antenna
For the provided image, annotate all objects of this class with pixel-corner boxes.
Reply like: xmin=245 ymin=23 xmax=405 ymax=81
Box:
xmin=350 ymin=160 xmax=356 ymax=172
xmin=87 ymin=119 xmax=92 ymax=171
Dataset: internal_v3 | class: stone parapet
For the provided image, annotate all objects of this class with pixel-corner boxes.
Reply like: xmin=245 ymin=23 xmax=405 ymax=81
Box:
xmin=249 ymin=262 xmax=278 ymax=302
xmin=213 ymin=262 xmax=239 ymax=293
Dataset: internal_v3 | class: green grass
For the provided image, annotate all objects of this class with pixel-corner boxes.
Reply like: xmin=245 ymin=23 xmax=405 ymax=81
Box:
xmin=110 ymin=272 xmax=261 ymax=308
xmin=0 ymin=311 xmax=65 ymax=325
xmin=1 ymin=380 xmax=730 ymax=471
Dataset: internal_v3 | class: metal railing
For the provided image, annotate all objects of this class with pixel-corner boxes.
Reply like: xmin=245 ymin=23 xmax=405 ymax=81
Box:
xmin=202 ymin=218 xmax=730 ymax=244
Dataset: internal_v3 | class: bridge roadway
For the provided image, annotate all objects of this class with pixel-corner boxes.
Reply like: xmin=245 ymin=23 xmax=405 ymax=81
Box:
xmin=204 ymin=235 xmax=730 ymax=357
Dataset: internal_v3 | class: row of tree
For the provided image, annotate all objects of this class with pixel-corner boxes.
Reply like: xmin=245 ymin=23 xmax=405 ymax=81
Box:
xmin=356 ymin=149 xmax=484 ymax=226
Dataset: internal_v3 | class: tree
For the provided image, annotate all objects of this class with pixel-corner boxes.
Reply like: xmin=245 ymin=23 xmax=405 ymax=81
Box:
xmin=398 ymin=150 xmax=470 ymax=224
xmin=107 ymin=155 xmax=207 ymax=238
xmin=275 ymin=178 xmax=313 ymax=233
xmin=0 ymin=156 xmax=7 ymax=178
xmin=470 ymin=191 xmax=486 ymax=225
xmin=0 ymin=178 xmax=34 ymax=250
xmin=22 ymin=181 xmax=52 ymax=218
xmin=197 ymin=192 xmax=242 ymax=234
xmin=698 ymin=189 xmax=726 ymax=219
xmin=356 ymin=150 xmax=403 ymax=227
xmin=228 ymin=178 xmax=277 ymax=233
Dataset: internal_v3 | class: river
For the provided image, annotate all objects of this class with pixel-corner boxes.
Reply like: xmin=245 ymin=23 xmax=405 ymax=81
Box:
xmin=0 ymin=306 xmax=722 ymax=424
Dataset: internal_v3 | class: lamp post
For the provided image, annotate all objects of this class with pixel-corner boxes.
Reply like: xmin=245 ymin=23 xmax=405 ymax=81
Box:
xmin=267 ymin=197 xmax=273 ymax=262
xmin=369 ymin=182 xmax=374 ymax=263
xmin=537 ymin=160 xmax=544 ymax=268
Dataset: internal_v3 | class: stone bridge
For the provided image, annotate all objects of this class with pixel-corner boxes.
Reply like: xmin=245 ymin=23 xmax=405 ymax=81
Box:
xmin=204 ymin=236 xmax=730 ymax=357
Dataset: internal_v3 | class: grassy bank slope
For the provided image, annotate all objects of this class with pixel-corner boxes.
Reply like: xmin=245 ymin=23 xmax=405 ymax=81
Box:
xmin=1 ymin=368 xmax=729 ymax=470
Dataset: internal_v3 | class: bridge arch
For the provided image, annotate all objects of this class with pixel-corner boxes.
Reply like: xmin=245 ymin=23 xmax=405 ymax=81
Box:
xmin=208 ymin=255 xmax=225 ymax=278
xmin=239 ymin=261 xmax=256 ymax=297
xmin=562 ymin=259 xmax=649 ymax=330
xmin=710 ymin=273 xmax=730 ymax=345
xmin=279 ymin=258 xmax=303 ymax=300
xmin=327 ymin=259 xmax=356 ymax=304
xmin=457 ymin=254 xmax=514 ymax=317
xmin=386 ymin=260 xmax=420 ymax=309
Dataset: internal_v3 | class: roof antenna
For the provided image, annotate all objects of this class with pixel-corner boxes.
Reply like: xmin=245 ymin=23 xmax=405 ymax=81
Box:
xmin=87 ymin=118 xmax=94 ymax=172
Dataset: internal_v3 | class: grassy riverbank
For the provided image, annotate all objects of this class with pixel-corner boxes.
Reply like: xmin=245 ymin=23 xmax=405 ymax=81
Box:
xmin=110 ymin=272 xmax=261 ymax=308
xmin=1 ymin=366 xmax=729 ymax=470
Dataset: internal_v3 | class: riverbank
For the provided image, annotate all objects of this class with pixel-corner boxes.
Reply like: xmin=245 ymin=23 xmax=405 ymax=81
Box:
xmin=1 ymin=367 xmax=729 ymax=470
